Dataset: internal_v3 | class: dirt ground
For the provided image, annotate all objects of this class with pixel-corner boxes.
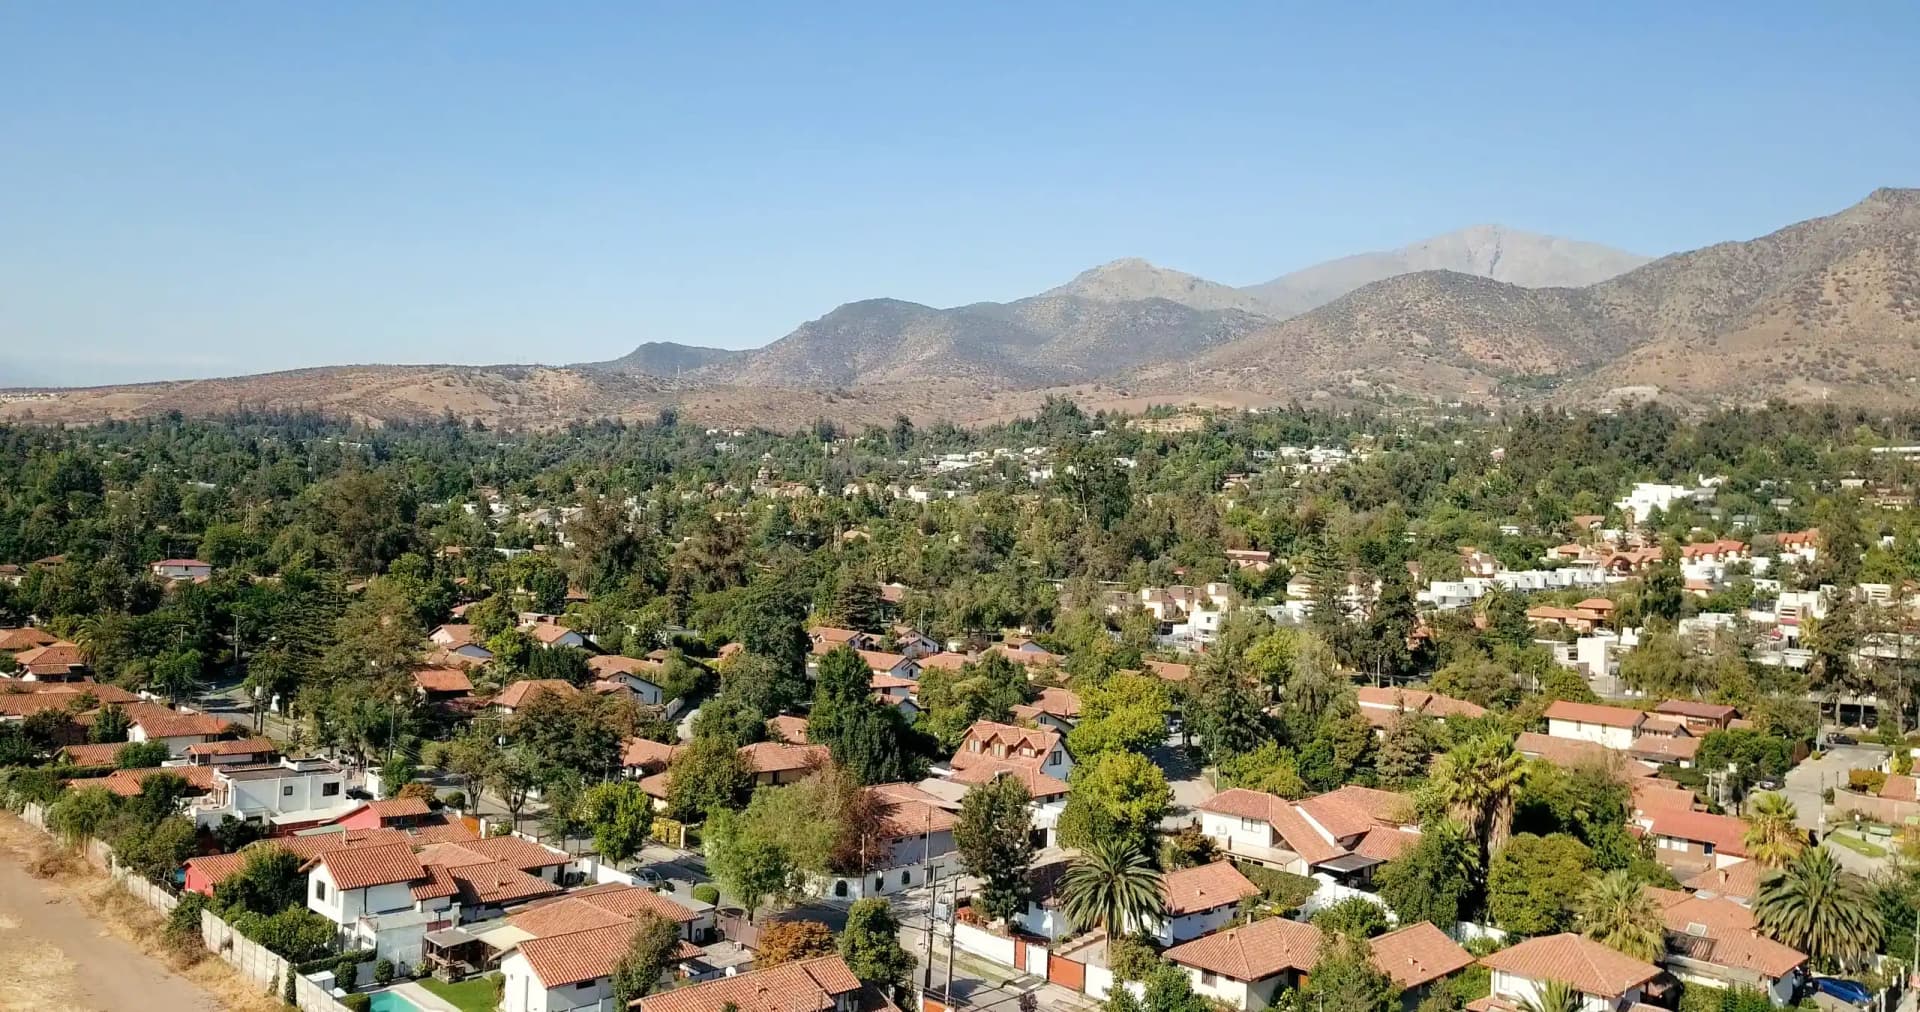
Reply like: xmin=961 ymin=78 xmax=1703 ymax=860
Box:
xmin=0 ymin=814 xmax=282 ymax=1012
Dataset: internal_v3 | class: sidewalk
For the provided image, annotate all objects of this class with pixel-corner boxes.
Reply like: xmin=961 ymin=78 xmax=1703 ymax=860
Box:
xmin=923 ymin=947 xmax=1102 ymax=1012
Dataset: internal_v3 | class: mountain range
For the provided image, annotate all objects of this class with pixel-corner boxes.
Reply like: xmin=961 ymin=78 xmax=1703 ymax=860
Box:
xmin=6 ymin=190 xmax=1917 ymax=426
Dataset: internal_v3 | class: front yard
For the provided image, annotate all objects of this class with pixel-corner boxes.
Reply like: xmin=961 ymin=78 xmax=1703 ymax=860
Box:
xmin=419 ymin=976 xmax=498 ymax=1012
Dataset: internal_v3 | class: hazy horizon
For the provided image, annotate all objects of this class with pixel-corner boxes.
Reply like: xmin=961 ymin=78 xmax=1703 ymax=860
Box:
xmin=4 ymin=4 xmax=1917 ymax=386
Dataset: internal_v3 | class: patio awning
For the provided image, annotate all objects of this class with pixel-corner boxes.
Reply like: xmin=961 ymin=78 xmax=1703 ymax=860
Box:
xmin=1315 ymin=853 xmax=1383 ymax=874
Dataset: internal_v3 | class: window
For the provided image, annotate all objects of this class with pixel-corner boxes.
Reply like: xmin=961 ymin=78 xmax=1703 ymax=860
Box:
xmin=313 ymin=880 xmax=328 ymax=901
xmin=576 ymin=981 xmax=595 ymax=991
xmin=1201 ymin=972 xmax=1218 ymax=986
xmin=282 ymin=785 xmax=294 ymax=797
xmin=322 ymin=782 xmax=341 ymax=797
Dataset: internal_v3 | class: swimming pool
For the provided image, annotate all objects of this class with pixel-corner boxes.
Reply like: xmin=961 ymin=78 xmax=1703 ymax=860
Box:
xmin=366 ymin=990 xmax=426 ymax=1012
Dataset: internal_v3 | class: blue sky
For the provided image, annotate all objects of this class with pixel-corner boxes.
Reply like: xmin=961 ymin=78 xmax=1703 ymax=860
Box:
xmin=3 ymin=3 xmax=1916 ymax=385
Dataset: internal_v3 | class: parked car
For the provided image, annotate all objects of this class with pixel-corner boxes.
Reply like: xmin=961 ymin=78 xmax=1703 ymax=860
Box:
xmin=1755 ymin=778 xmax=1782 ymax=790
xmin=1813 ymin=978 xmax=1872 ymax=1006
xmin=1825 ymin=732 xmax=1859 ymax=747
xmin=632 ymin=868 xmax=668 ymax=890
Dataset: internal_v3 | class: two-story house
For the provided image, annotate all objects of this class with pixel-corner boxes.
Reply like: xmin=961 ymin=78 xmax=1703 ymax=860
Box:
xmin=1009 ymin=687 xmax=1082 ymax=732
xmin=1647 ymin=888 xmax=1806 ymax=1004
xmin=498 ymin=883 xmax=714 ymax=1012
xmin=429 ymin=624 xmax=494 ymax=664
xmin=634 ymin=956 xmax=868 ymax=1012
xmin=305 ymin=842 xmax=460 ymax=968
xmin=818 ymin=781 xmax=958 ymax=900
xmin=125 ymin=702 xmax=243 ymax=757
xmin=1472 ymin=933 xmax=1661 ymax=1012
xmin=1543 ymin=700 xmax=1649 ymax=751
xmin=494 ymin=678 xmax=580 ymax=715
xmin=946 ymin=720 xmax=1074 ymax=845
xmin=190 ymin=757 xmax=353 ymax=830
xmin=584 ymin=655 xmax=666 ymax=706
xmin=1139 ymin=861 xmax=1261 ymax=946
xmin=1198 ymin=786 xmax=1419 ymax=882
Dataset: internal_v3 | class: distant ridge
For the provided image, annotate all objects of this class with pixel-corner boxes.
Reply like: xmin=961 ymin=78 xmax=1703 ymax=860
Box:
xmin=579 ymin=341 xmax=740 ymax=377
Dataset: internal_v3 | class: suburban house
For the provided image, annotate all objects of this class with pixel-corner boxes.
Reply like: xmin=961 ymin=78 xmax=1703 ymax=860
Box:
xmin=1144 ymin=659 xmax=1193 ymax=683
xmin=1354 ymin=687 xmax=1486 ymax=731
xmin=188 ymin=757 xmax=353 ymax=830
xmin=1166 ymin=916 xmax=1473 ymax=1012
xmin=1652 ymin=700 xmax=1740 ymax=733
xmin=1009 ymin=686 xmax=1082 ymax=732
xmin=633 ymin=955 xmax=869 ymax=1012
xmin=889 ymin=626 xmax=940 ymax=658
xmin=8 ymin=640 xmax=90 ymax=680
xmin=820 ymin=781 xmax=959 ymax=899
xmin=1472 ymin=933 xmax=1661 ymax=1012
xmin=408 ymin=841 xmax=564 ymax=920
xmin=412 ymin=666 xmax=476 ymax=703
xmin=992 ymin=638 xmax=1061 ymax=667
xmin=498 ymin=883 xmax=715 ymax=1012
xmin=740 ymin=740 xmax=831 ymax=787
xmin=949 ymin=721 xmax=1073 ymax=783
xmin=151 ymin=558 xmax=214 ymax=581
xmin=1647 ymin=888 xmax=1806 ymax=1003
xmin=493 ymin=679 xmax=580 ymax=715
xmin=1638 ymin=809 xmax=1750 ymax=874
xmin=1543 ymin=701 xmax=1649 ymax=751
xmin=183 ymin=737 xmax=281 ymax=766
xmin=584 ymin=655 xmax=666 ymax=705
xmin=125 ymin=702 xmax=238 ymax=756
xmin=1368 ymin=922 xmax=1478 ymax=1010
xmin=1198 ymin=785 xmax=1419 ymax=881
xmin=429 ymin=624 xmax=494 ymax=664
xmin=1682 ymin=863 xmax=1763 ymax=906
xmin=523 ymin=621 xmax=588 ymax=650
xmin=1165 ymin=914 xmax=1326 ymax=1010
xmin=1140 ymin=861 xmax=1261 ymax=945
xmin=0 ymin=626 xmax=58 ymax=654
xmin=808 ymin=626 xmax=874 ymax=655
xmin=869 ymin=673 xmax=921 ymax=717
xmin=858 ymin=649 xmax=920 ymax=681
xmin=1515 ymin=733 xmax=1658 ymax=778
xmin=304 ymin=842 xmax=460 ymax=968
xmin=1629 ymin=733 xmax=1702 ymax=768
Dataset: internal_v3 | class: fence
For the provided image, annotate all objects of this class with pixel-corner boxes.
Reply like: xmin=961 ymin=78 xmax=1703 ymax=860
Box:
xmin=8 ymin=801 xmax=352 ymax=1012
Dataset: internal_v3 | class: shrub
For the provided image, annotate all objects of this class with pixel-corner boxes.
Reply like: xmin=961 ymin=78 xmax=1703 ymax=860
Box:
xmin=1232 ymin=860 xmax=1318 ymax=912
xmin=1849 ymin=769 xmax=1887 ymax=794
xmin=372 ymin=958 xmax=395 ymax=986
xmin=166 ymin=891 xmax=208 ymax=954
xmin=692 ymin=883 xmax=720 ymax=905
xmin=441 ymin=789 xmax=466 ymax=810
xmin=343 ymin=995 xmax=371 ymax=1012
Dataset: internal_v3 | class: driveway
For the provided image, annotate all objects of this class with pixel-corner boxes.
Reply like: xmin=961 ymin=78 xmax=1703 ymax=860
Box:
xmin=1779 ymin=742 xmax=1885 ymax=832
xmin=1152 ymin=737 xmax=1216 ymax=830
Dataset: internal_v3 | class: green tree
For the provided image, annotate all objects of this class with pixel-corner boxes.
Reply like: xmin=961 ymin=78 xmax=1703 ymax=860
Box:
xmin=1062 ymin=836 xmax=1165 ymax=936
xmin=1187 ymin=661 xmax=1266 ymax=766
xmin=1641 ymin=548 xmax=1686 ymax=629
xmin=150 ymin=646 xmax=204 ymax=705
xmin=1518 ymin=979 xmax=1580 ymax=1012
xmin=1068 ymin=672 xmax=1169 ymax=757
xmin=1375 ymin=712 xmax=1436 ymax=788
xmin=1306 ymin=933 xmax=1401 ymax=1012
xmin=1376 ymin=819 xmax=1479 ymax=927
xmin=88 ymin=703 xmax=131 ymax=743
xmin=116 ymin=740 xmax=172 ymax=768
xmin=1059 ymin=751 xmax=1170 ymax=852
xmin=1313 ymin=896 xmax=1391 ymax=939
xmin=215 ymin=846 xmax=307 ymax=918
xmin=840 ymin=898 xmax=913 ymax=995
xmin=582 ymin=780 xmax=656 ymax=868
xmin=1741 ymin=794 xmax=1805 ymax=868
xmin=231 ymin=906 xmax=335 ymax=962
xmin=1576 ymin=869 xmax=1665 ymax=960
xmin=705 ymin=808 xmax=799 ymax=921
xmin=1432 ymin=733 xmax=1526 ymax=859
xmin=953 ymin=774 xmax=1035 ymax=923
xmin=1754 ymin=847 xmax=1883 ymax=971
xmin=609 ymin=914 xmax=682 ymax=1006
xmin=667 ymin=734 xmax=753 ymax=821
xmin=1486 ymin=833 xmax=1592 ymax=935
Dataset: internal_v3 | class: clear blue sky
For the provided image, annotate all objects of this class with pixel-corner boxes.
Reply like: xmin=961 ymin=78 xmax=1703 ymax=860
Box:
xmin=3 ymin=3 xmax=1916 ymax=385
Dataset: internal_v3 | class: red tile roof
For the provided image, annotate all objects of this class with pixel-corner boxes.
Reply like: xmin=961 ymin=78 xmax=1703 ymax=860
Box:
xmin=870 ymin=782 xmax=959 ymax=839
xmin=451 ymin=834 xmax=571 ymax=871
xmin=184 ymin=737 xmax=279 ymax=757
xmin=621 ymin=736 xmax=683 ymax=771
xmin=1162 ymin=861 xmax=1260 ymax=916
xmin=1644 ymin=810 xmax=1749 ymax=857
xmin=1479 ymin=933 xmax=1660 ymax=998
xmin=58 ymin=742 xmax=132 ymax=767
xmin=1516 ymin=732 xmax=1658 ymax=777
xmin=493 ymin=678 xmax=579 ymax=709
xmin=0 ymin=627 xmax=58 ymax=652
xmin=1144 ymin=659 xmax=1193 ymax=682
xmin=1165 ymin=915 xmax=1325 ymax=981
xmin=309 ymin=842 xmax=426 ymax=890
xmin=518 ymin=922 xmax=650 ymax=987
xmin=637 ymin=955 xmax=864 ymax=1012
xmin=1543 ymin=701 xmax=1648 ymax=729
xmin=1629 ymin=735 xmax=1702 ymax=762
xmin=1682 ymin=862 xmax=1761 ymax=902
xmin=124 ymin=702 xmax=233 ymax=739
xmin=1630 ymin=779 xmax=1698 ymax=815
xmin=97 ymin=764 xmax=218 ymax=797
xmin=411 ymin=667 xmax=474 ymax=694
xmin=1654 ymin=700 xmax=1738 ymax=721
xmin=1200 ymin=789 xmax=1345 ymax=865
xmin=767 ymin=715 xmax=810 ymax=743
xmin=1369 ymin=921 xmax=1475 ymax=989
xmin=739 ymin=740 xmax=830 ymax=775
xmin=1297 ymin=786 xmax=1414 ymax=839
xmin=948 ymin=760 xmax=1070 ymax=799
xmin=587 ymin=654 xmax=664 ymax=680
xmin=367 ymin=797 xmax=432 ymax=820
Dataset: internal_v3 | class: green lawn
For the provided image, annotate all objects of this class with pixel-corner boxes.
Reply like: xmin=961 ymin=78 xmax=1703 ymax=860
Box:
xmin=419 ymin=976 xmax=498 ymax=1012
xmin=1828 ymin=832 xmax=1888 ymax=858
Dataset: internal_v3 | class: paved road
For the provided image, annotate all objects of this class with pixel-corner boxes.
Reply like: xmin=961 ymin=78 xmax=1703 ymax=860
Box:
xmin=1780 ymin=742 xmax=1885 ymax=832
xmin=1153 ymin=735 xmax=1215 ymax=831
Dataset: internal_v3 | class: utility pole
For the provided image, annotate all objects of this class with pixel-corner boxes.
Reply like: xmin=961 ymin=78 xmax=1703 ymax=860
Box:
xmin=943 ymin=877 xmax=957 ymax=1006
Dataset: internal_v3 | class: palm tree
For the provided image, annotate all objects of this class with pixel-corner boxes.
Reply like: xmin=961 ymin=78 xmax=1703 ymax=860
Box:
xmin=1576 ymin=870 xmax=1666 ymax=961
xmin=1062 ymin=837 xmax=1165 ymax=936
xmin=1755 ymin=846 xmax=1883 ymax=971
xmin=1519 ymin=979 xmax=1581 ymax=1012
xmin=1432 ymin=733 xmax=1526 ymax=854
xmin=1742 ymin=794 xmax=1805 ymax=868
